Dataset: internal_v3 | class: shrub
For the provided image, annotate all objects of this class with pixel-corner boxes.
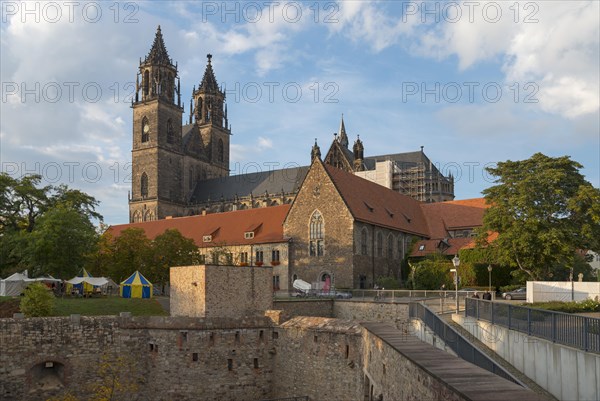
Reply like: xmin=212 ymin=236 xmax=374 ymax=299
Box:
xmin=20 ymin=282 xmax=55 ymax=317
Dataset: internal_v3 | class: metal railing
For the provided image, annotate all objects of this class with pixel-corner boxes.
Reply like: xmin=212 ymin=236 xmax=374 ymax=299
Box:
xmin=465 ymin=298 xmax=600 ymax=354
xmin=409 ymin=301 xmax=526 ymax=387
xmin=275 ymin=289 xmax=482 ymax=303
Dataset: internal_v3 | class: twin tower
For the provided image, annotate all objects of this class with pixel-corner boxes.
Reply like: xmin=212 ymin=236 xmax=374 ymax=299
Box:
xmin=129 ymin=26 xmax=231 ymax=223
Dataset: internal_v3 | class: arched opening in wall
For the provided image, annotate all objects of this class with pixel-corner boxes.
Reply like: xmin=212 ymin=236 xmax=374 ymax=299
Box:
xmin=167 ymin=73 xmax=173 ymax=100
xmin=140 ymin=173 xmax=148 ymax=198
xmin=141 ymin=117 xmax=149 ymax=143
xmin=197 ymin=97 xmax=203 ymax=121
xmin=29 ymin=361 xmax=65 ymax=392
xmin=132 ymin=210 xmax=142 ymax=223
xmin=143 ymin=70 xmax=149 ymax=98
xmin=217 ymin=139 xmax=224 ymax=162
xmin=320 ymin=272 xmax=331 ymax=293
xmin=167 ymin=119 xmax=174 ymax=144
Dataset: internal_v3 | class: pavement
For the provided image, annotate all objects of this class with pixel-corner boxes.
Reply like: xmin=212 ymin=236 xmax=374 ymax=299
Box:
xmin=155 ymin=296 xmax=170 ymax=313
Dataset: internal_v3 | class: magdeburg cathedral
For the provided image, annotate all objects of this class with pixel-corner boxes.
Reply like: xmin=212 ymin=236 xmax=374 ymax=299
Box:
xmin=129 ymin=27 xmax=455 ymax=223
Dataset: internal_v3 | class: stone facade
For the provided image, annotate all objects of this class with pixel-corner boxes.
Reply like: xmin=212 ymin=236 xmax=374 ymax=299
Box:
xmin=170 ymin=265 xmax=273 ymax=318
xmin=284 ymin=160 xmax=355 ymax=289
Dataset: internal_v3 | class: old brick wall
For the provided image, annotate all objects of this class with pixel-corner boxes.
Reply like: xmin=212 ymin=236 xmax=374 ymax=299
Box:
xmin=170 ymin=265 xmax=273 ymax=318
xmin=271 ymin=317 xmax=365 ymax=401
xmin=272 ymin=299 xmax=334 ymax=319
xmin=362 ymin=328 xmax=465 ymax=401
xmin=333 ymin=301 xmax=409 ymax=328
xmin=0 ymin=316 xmax=276 ymax=401
xmin=283 ymin=160 xmax=355 ymax=289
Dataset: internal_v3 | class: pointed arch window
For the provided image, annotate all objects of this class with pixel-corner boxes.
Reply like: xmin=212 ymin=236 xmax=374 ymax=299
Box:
xmin=360 ymin=228 xmax=368 ymax=255
xmin=309 ymin=211 xmax=324 ymax=257
xmin=218 ymin=139 xmax=224 ymax=162
xmin=376 ymin=231 xmax=383 ymax=257
xmin=143 ymin=70 xmax=149 ymax=98
xmin=197 ymin=98 xmax=203 ymax=121
xmin=167 ymin=119 xmax=174 ymax=144
xmin=141 ymin=172 xmax=148 ymax=198
xmin=387 ymin=234 xmax=394 ymax=259
xmin=141 ymin=117 xmax=149 ymax=143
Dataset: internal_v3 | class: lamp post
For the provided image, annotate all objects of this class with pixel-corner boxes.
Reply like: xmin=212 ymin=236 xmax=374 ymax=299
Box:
xmin=452 ymin=255 xmax=460 ymax=312
xmin=487 ymin=265 xmax=493 ymax=293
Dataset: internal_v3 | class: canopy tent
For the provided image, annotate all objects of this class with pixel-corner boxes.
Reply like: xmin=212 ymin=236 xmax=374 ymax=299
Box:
xmin=66 ymin=269 xmax=117 ymax=295
xmin=0 ymin=271 xmax=29 ymax=296
xmin=120 ymin=271 xmax=152 ymax=299
xmin=0 ymin=271 xmax=61 ymax=296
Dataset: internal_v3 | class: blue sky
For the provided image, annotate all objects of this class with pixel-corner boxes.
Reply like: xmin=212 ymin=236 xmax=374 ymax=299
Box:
xmin=1 ymin=1 xmax=598 ymax=226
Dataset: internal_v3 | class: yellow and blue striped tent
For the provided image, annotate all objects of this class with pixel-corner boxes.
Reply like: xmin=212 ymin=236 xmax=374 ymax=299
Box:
xmin=120 ymin=271 xmax=153 ymax=298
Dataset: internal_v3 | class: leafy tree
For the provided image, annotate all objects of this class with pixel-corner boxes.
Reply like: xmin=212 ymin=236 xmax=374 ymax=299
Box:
xmin=25 ymin=204 xmax=99 ymax=278
xmin=88 ymin=353 xmax=143 ymax=401
xmin=94 ymin=228 xmax=152 ymax=283
xmin=0 ymin=173 xmax=103 ymax=277
xmin=20 ymin=282 xmax=54 ymax=317
xmin=477 ymin=153 xmax=600 ymax=280
xmin=408 ymin=253 xmax=473 ymax=290
xmin=147 ymin=229 xmax=198 ymax=292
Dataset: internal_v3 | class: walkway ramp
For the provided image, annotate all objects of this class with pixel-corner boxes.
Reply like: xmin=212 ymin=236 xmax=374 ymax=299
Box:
xmin=362 ymin=322 xmax=551 ymax=401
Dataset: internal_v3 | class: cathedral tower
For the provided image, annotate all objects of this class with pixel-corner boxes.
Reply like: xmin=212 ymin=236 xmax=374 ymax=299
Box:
xmin=190 ymin=54 xmax=230 ymax=177
xmin=129 ymin=26 xmax=184 ymax=223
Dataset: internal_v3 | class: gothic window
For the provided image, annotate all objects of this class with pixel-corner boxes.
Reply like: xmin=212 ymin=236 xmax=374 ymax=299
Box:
xmin=387 ymin=234 xmax=394 ymax=259
xmin=360 ymin=228 xmax=368 ymax=255
xmin=132 ymin=210 xmax=142 ymax=223
xmin=397 ymin=236 xmax=403 ymax=260
xmin=143 ymin=210 xmax=154 ymax=222
xmin=218 ymin=139 xmax=224 ymax=162
xmin=143 ymin=70 xmax=149 ymax=97
xmin=376 ymin=232 xmax=383 ymax=257
xmin=167 ymin=119 xmax=174 ymax=144
xmin=309 ymin=210 xmax=324 ymax=257
xmin=197 ymin=98 xmax=203 ymax=121
xmin=167 ymin=73 xmax=173 ymax=100
xmin=141 ymin=117 xmax=149 ymax=143
xmin=140 ymin=173 xmax=149 ymax=199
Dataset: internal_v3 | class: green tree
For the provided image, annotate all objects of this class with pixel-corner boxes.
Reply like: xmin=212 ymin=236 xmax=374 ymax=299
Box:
xmin=478 ymin=153 xmax=600 ymax=280
xmin=408 ymin=254 xmax=472 ymax=290
xmin=102 ymin=228 xmax=152 ymax=283
xmin=25 ymin=204 xmax=99 ymax=278
xmin=148 ymin=229 xmax=198 ymax=292
xmin=20 ymin=282 xmax=55 ymax=317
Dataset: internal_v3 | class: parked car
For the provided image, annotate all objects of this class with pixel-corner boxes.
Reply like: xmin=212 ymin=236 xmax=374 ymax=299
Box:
xmin=315 ymin=290 xmax=353 ymax=299
xmin=502 ymin=287 xmax=527 ymax=300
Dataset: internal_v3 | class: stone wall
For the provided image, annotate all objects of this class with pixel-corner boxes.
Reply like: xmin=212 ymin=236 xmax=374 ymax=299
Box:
xmin=272 ymin=300 xmax=334 ymax=319
xmin=170 ymin=265 xmax=273 ymax=318
xmin=283 ymin=160 xmax=355 ymax=289
xmin=271 ymin=317 xmax=365 ymax=400
xmin=333 ymin=301 xmax=409 ymax=327
xmin=0 ymin=316 xmax=275 ymax=401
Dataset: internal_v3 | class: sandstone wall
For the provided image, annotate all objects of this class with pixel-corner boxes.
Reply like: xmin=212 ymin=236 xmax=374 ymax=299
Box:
xmin=170 ymin=265 xmax=273 ymax=318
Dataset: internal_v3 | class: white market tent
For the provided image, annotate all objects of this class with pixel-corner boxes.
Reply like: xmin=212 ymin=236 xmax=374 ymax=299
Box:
xmin=0 ymin=271 xmax=61 ymax=296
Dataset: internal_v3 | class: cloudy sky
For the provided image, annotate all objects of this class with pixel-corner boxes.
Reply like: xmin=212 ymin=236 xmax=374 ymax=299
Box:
xmin=1 ymin=1 xmax=598 ymax=225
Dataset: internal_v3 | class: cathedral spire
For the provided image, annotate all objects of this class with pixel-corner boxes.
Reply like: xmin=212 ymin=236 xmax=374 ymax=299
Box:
xmin=145 ymin=25 xmax=171 ymax=65
xmin=311 ymin=138 xmax=321 ymax=162
xmin=199 ymin=54 xmax=219 ymax=92
xmin=337 ymin=114 xmax=348 ymax=148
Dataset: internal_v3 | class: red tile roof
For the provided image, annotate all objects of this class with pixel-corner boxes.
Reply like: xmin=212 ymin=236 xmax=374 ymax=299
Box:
xmin=323 ymin=164 xmax=430 ymax=236
xmin=107 ymin=205 xmax=290 ymax=247
xmin=420 ymin=198 xmax=489 ymax=239
xmin=410 ymin=237 xmax=476 ymax=258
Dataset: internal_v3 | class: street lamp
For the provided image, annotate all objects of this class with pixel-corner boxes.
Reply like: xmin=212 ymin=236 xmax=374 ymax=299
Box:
xmin=450 ymin=267 xmax=458 ymax=312
xmin=452 ymin=255 xmax=460 ymax=312
xmin=487 ymin=265 xmax=493 ymax=293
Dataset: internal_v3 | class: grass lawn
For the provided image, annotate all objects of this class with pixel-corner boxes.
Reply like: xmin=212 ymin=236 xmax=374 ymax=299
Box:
xmin=53 ymin=296 xmax=168 ymax=316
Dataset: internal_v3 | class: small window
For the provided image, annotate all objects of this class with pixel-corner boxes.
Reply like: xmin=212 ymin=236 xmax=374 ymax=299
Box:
xmin=240 ymin=252 xmax=248 ymax=264
xmin=253 ymin=358 xmax=259 ymax=369
xmin=211 ymin=253 xmax=218 ymax=265
xmin=244 ymin=232 xmax=254 ymax=239
xmin=227 ymin=359 xmax=233 ymax=371
xmin=272 ymin=331 xmax=279 ymax=340
xmin=226 ymin=253 xmax=233 ymax=264
xmin=255 ymin=251 xmax=264 ymax=263
xmin=235 ymin=331 xmax=240 ymax=343
xmin=272 ymin=250 xmax=280 ymax=262
xmin=198 ymin=254 xmax=206 ymax=264
xmin=203 ymin=235 xmax=212 ymax=242
xmin=192 ymin=353 xmax=199 ymax=362
xmin=418 ymin=244 xmax=425 ymax=251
